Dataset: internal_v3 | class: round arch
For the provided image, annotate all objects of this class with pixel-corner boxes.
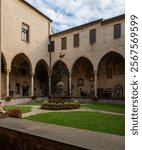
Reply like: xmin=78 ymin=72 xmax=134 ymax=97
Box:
xmin=10 ymin=53 xmax=32 ymax=98
xmin=35 ymin=59 xmax=50 ymax=75
xmin=94 ymin=51 xmax=124 ymax=70
xmin=97 ymin=51 xmax=125 ymax=99
xmin=71 ymin=55 xmax=94 ymax=73
xmin=11 ymin=53 xmax=32 ymax=73
xmin=1 ymin=52 xmax=7 ymax=71
xmin=1 ymin=52 xmax=7 ymax=97
xmin=52 ymin=60 xmax=69 ymax=73
xmin=71 ymin=56 xmax=95 ymax=97
xmin=52 ymin=60 xmax=69 ymax=96
xmin=34 ymin=59 xmax=49 ymax=97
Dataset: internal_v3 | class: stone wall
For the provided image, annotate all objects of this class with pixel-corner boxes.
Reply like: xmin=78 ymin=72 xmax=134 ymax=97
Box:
xmin=0 ymin=0 xmax=125 ymax=99
xmin=1 ymin=0 xmax=51 ymax=72
xmin=50 ymin=15 xmax=125 ymax=98
xmin=50 ymin=15 xmax=125 ymax=71
xmin=0 ymin=118 xmax=125 ymax=150
xmin=0 ymin=97 xmax=47 ymax=106
xmin=0 ymin=126 xmax=86 ymax=150
xmin=0 ymin=0 xmax=52 ymax=98
xmin=0 ymin=97 xmax=32 ymax=106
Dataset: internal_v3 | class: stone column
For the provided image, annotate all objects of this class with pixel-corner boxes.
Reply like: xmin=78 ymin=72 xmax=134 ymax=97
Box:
xmin=68 ymin=72 xmax=72 ymax=96
xmin=31 ymin=73 xmax=34 ymax=96
xmin=6 ymin=69 xmax=10 ymax=97
xmin=94 ymin=70 xmax=98 ymax=97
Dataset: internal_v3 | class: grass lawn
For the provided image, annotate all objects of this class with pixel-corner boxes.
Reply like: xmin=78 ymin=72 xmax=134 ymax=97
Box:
xmin=25 ymin=111 xmax=125 ymax=136
xmin=20 ymin=101 xmax=125 ymax=114
xmin=22 ymin=101 xmax=125 ymax=114
xmin=81 ymin=103 xmax=125 ymax=114
xmin=5 ymin=105 xmax=32 ymax=113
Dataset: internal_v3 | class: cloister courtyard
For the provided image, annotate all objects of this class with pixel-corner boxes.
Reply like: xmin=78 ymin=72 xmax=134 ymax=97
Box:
xmin=0 ymin=1 xmax=125 ymax=149
xmin=2 ymin=100 xmax=125 ymax=136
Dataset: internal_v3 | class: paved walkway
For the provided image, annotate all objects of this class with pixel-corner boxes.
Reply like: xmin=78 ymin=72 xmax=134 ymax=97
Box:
xmin=22 ymin=105 xmax=124 ymax=118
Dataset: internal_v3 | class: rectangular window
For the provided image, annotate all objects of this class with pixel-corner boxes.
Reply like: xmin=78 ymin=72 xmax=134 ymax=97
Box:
xmin=48 ymin=41 xmax=54 ymax=52
xmin=22 ymin=23 xmax=29 ymax=42
xmin=51 ymin=41 xmax=55 ymax=52
xmin=16 ymin=83 xmax=20 ymax=94
xmin=61 ymin=37 xmax=67 ymax=50
xmin=74 ymin=34 xmax=79 ymax=47
xmin=114 ymin=24 xmax=121 ymax=39
xmin=90 ymin=29 xmax=96 ymax=43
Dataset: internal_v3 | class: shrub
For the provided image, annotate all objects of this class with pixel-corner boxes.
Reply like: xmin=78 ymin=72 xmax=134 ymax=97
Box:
xmin=48 ymin=98 xmax=65 ymax=103
xmin=8 ymin=108 xmax=22 ymax=118
xmin=31 ymin=95 xmax=37 ymax=100
xmin=41 ymin=98 xmax=80 ymax=110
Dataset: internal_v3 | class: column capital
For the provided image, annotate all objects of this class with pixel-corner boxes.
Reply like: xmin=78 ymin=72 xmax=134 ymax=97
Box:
xmin=94 ymin=70 xmax=98 ymax=74
xmin=31 ymin=73 xmax=35 ymax=77
xmin=5 ymin=69 xmax=11 ymax=74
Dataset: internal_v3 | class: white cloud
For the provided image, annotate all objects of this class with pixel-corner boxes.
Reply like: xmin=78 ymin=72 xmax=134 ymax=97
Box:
xmin=26 ymin=0 xmax=125 ymax=32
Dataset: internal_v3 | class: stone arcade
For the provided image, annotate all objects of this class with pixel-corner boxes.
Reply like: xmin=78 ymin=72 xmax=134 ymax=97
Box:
xmin=0 ymin=0 xmax=125 ymax=103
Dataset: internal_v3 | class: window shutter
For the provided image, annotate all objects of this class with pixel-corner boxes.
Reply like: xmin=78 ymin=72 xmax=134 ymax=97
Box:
xmin=90 ymin=29 xmax=96 ymax=43
xmin=61 ymin=37 xmax=66 ymax=50
xmin=114 ymin=24 xmax=121 ymax=38
xmin=74 ymin=34 xmax=79 ymax=47
xmin=51 ymin=41 xmax=55 ymax=52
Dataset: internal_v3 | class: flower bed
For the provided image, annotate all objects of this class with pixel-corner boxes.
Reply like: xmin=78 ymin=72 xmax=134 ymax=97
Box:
xmin=8 ymin=108 xmax=22 ymax=118
xmin=41 ymin=98 xmax=80 ymax=110
xmin=0 ymin=102 xmax=22 ymax=119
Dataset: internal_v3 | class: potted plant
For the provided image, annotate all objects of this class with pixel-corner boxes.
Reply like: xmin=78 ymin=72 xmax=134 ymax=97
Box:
xmin=5 ymin=96 xmax=11 ymax=101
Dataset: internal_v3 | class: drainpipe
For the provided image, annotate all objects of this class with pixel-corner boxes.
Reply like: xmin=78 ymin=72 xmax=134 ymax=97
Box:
xmin=0 ymin=0 xmax=1 ymax=100
xmin=48 ymin=21 xmax=52 ymax=96
xmin=49 ymin=47 xmax=52 ymax=95
xmin=68 ymin=71 xmax=72 ymax=96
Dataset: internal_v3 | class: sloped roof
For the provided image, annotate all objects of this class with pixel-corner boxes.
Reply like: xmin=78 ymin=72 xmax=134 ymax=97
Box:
xmin=51 ymin=14 xmax=125 ymax=37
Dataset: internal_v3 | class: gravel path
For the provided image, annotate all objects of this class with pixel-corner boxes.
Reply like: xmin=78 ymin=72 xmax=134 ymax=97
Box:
xmin=22 ymin=106 xmax=124 ymax=118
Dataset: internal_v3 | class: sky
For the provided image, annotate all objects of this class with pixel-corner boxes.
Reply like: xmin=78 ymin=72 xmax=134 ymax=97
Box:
xmin=26 ymin=0 xmax=125 ymax=33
